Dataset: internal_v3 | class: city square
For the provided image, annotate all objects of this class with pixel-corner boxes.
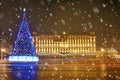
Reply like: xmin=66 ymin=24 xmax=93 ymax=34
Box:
xmin=0 ymin=0 xmax=120 ymax=80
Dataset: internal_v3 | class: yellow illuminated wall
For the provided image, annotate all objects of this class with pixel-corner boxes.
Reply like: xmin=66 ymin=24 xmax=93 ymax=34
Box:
xmin=32 ymin=34 xmax=96 ymax=56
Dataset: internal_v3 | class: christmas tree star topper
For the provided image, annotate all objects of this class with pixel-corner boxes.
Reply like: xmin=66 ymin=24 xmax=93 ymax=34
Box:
xmin=23 ymin=8 xmax=26 ymax=12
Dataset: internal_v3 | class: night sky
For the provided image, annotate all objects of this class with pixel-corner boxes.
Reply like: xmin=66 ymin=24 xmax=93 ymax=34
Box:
xmin=0 ymin=0 xmax=120 ymax=50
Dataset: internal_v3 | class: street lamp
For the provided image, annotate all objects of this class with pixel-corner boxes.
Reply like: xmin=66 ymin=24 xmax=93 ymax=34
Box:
xmin=0 ymin=48 xmax=6 ymax=60
xmin=1 ymin=48 xmax=6 ymax=53
xmin=101 ymin=48 xmax=104 ymax=52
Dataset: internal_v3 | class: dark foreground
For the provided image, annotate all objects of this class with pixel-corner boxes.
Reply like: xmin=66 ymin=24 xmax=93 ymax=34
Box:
xmin=0 ymin=58 xmax=120 ymax=80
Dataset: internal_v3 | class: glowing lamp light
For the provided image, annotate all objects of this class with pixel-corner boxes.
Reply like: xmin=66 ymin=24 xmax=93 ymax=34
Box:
xmin=9 ymin=56 xmax=39 ymax=62
xmin=101 ymin=48 xmax=104 ymax=52
xmin=1 ymin=48 xmax=6 ymax=53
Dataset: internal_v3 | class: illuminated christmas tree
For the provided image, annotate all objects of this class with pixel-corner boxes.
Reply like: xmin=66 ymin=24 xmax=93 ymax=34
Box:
xmin=9 ymin=8 xmax=39 ymax=80
xmin=9 ymin=8 xmax=39 ymax=62
xmin=12 ymin=8 xmax=36 ymax=56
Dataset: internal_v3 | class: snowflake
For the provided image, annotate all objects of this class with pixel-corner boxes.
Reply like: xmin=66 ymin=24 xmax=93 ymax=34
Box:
xmin=30 ymin=66 xmax=33 ymax=69
xmin=59 ymin=75 xmax=63 ymax=78
xmin=0 ymin=2 xmax=2 ymax=6
xmin=10 ymin=33 xmax=13 ymax=36
xmin=49 ymin=13 xmax=53 ymax=17
xmin=54 ymin=22 xmax=58 ymax=26
xmin=93 ymin=7 xmax=99 ymax=14
xmin=88 ymin=22 xmax=93 ymax=29
xmin=116 ymin=76 xmax=119 ymax=79
xmin=109 ymin=74 xmax=112 ymax=77
xmin=109 ymin=24 xmax=112 ymax=28
xmin=54 ymin=67 xmax=58 ymax=71
xmin=17 ymin=15 xmax=21 ymax=19
xmin=8 ymin=28 xmax=13 ymax=32
xmin=47 ymin=0 xmax=52 ymax=3
xmin=73 ymin=11 xmax=79 ymax=16
xmin=16 ymin=72 xmax=21 ymax=78
xmin=109 ymin=0 xmax=113 ymax=5
xmin=0 ymin=14 xmax=4 ymax=19
xmin=82 ymin=17 xmax=85 ymax=19
xmin=76 ymin=78 xmax=79 ymax=80
xmin=19 ymin=6 xmax=22 ymax=10
xmin=102 ymin=3 xmax=107 ymax=8
xmin=89 ymin=0 xmax=93 ymax=3
xmin=92 ymin=63 xmax=95 ymax=66
xmin=45 ymin=62 xmax=48 ymax=66
xmin=41 ymin=1 xmax=45 ymax=6
xmin=40 ymin=19 xmax=43 ymax=22
xmin=59 ymin=5 xmax=66 ymax=11
xmin=57 ymin=0 xmax=60 ymax=3
xmin=61 ymin=19 xmax=66 ymax=25
xmin=88 ymin=14 xmax=91 ymax=18
xmin=100 ymin=18 xmax=103 ymax=22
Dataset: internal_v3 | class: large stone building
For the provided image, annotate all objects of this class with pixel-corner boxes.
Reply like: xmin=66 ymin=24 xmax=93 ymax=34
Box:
xmin=32 ymin=32 xmax=96 ymax=56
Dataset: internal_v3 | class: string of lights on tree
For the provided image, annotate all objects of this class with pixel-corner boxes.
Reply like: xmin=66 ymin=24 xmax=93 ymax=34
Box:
xmin=12 ymin=8 xmax=36 ymax=56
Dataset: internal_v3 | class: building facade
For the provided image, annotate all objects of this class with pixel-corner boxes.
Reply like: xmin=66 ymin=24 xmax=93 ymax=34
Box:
xmin=96 ymin=48 xmax=118 ymax=59
xmin=32 ymin=33 xmax=96 ymax=56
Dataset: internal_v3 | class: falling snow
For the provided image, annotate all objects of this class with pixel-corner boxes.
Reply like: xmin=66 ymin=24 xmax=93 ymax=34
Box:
xmin=93 ymin=7 xmax=99 ymax=14
xmin=0 ymin=0 xmax=120 ymax=80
